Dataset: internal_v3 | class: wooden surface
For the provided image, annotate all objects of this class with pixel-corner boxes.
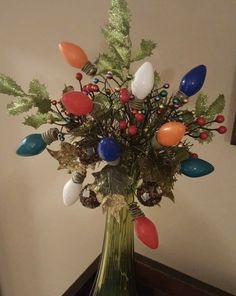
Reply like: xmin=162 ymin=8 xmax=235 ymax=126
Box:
xmin=62 ymin=253 xmax=234 ymax=296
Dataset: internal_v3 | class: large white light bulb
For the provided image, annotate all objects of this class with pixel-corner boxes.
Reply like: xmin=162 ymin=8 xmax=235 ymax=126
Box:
xmin=63 ymin=172 xmax=85 ymax=206
xmin=63 ymin=179 xmax=82 ymax=206
xmin=131 ymin=62 xmax=154 ymax=100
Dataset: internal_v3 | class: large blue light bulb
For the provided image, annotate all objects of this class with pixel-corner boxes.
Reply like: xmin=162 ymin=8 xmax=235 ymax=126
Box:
xmin=179 ymin=65 xmax=207 ymax=97
xmin=97 ymin=137 xmax=121 ymax=162
xmin=16 ymin=134 xmax=47 ymax=156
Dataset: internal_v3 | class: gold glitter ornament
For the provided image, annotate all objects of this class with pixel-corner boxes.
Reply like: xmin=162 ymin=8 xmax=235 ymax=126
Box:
xmin=47 ymin=142 xmax=86 ymax=173
xmin=101 ymin=194 xmax=127 ymax=222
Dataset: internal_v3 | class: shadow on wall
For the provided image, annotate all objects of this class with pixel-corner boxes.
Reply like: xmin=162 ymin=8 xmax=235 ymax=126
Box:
xmin=0 ymin=170 xmax=44 ymax=296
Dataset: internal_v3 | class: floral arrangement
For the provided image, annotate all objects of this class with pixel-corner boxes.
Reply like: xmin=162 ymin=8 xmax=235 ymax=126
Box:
xmin=0 ymin=0 xmax=226 ymax=250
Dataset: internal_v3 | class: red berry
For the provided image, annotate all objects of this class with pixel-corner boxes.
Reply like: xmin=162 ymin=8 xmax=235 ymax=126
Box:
xmin=119 ymin=120 xmax=127 ymax=130
xmin=135 ymin=113 xmax=145 ymax=122
xmin=196 ymin=116 xmax=206 ymax=126
xmin=75 ymin=72 xmax=83 ymax=81
xmin=120 ymin=87 xmax=129 ymax=93
xmin=91 ymin=84 xmax=99 ymax=92
xmin=128 ymin=125 xmax=137 ymax=136
xmin=199 ymin=132 xmax=208 ymax=140
xmin=51 ymin=99 xmax=57 ymax=105
xmin=215 ymin=115 xmax=225 ymax=123
xmin=217 ymin=126 xmax=227 ymax=134
xmin=84 ymin=83 xmax=93 ymax=92
xmin=191 ymin=153 xmax=198 ymax=158
xmin=119 ymin=88 xmax=130 ymax=103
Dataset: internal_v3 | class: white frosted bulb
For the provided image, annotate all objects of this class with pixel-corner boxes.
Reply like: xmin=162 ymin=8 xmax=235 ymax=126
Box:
xmin=63 ymin=179 xmax=82 ymax=206
xmin=131 ymin=62 xmax=154 ymax=100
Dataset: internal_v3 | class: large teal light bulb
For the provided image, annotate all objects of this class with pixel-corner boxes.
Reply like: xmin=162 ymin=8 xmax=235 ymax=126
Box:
xmin=16 ymin=134 xmax=47 ymax=156
xmin=16 ymin=128 xmax=59 ymax=157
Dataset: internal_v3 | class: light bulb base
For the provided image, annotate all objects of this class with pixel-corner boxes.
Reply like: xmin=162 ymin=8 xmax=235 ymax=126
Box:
xmin=41 ymin=128 xmax=59 ymax=145
xmin=82 ymin=61 xmax=97 ymax=76
xmin=128 ymin=202 xmax=144 ymax=220
xmin=129 ymin=98 xmax=144 ymax=110
xmin=72 ymin=171 xmax=86 ymax=184
xmin=175 ymin=90 xmax=189 ymax=103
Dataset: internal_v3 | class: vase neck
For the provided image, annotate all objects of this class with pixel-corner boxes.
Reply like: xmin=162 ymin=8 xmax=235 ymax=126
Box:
xmin=90 ymin=196 xmax=137 ymax=296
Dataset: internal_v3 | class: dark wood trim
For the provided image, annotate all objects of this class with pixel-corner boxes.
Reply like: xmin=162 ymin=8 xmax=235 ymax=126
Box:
xmin=231 ymin=113 xmax=236 ymax=145
xmin=62 ymin=253 xmax=234 ymax=296
xmin=134 ymin=253 xmax=233 ymax=296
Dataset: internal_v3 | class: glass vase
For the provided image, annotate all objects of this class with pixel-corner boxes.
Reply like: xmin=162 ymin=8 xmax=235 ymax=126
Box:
xmin=90 ymin=194 xmax=138 ymax=296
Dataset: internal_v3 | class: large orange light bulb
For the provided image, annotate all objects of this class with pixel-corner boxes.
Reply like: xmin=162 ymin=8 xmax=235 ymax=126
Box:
xmin=156 ymin=121 xmax=186 ymax=147
xmin=58 ymin=41 xmax=97 ymax=75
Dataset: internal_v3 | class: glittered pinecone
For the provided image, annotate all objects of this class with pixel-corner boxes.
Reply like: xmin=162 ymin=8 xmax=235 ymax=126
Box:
xmin=80 ymin=188 xmax=100 ymax=209
xmin=76 ymin=147 xmax=99 ymax=165
xmin=136 ymin=182 xmax=163 ymax=207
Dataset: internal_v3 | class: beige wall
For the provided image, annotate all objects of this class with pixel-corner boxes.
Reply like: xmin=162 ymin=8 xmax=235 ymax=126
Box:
xmin=0 ymin=0 xmax=236 ymax=295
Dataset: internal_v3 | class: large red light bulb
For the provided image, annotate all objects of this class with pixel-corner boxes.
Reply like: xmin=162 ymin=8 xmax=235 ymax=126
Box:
xmin=134 ymin=216 xmax=159 ymax=249
xmin=61 ymin=91 xmax=94 ymax=116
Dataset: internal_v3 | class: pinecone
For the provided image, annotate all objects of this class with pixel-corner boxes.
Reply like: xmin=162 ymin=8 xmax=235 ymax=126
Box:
xmin=136 ymin=182 xmax=163 ymax=207
xmin=80 ymin=188 xmax=100 ymax=209
xmin=77 ymin=147 xmax=99 ymax=165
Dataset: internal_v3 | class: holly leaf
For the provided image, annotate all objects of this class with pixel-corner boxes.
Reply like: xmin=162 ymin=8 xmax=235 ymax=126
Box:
xmin=7 ymin=97 xmax=33 ymax=115
xmin=92 ymin=165 xmax=132 ymax=196
xmin=181 ymin=111 xmax=195 ymax=125
xmin=23 ymin=112 xmax=49 ymax=128
xmin=28 ymin=80 xmax=51 ymax=113
xmin=132 ymin=39 xmax=156 ymax=62
xmin=35 ymin=98 xmax=51 ymax=113
xmin=0 ymin=74 xmax=25 ymax=97
xmin=153 ymin=71 xmax=161 ymax=88
xmin=206 ymin=94 xmax=225 ymax=121
xmin=195 ymin=93 xmax=208 ymax=117
xmin=28 ymin=80 xmax=49 ymax=99
xmin=95 ymin=54 xmax=123 ymax=80
xmin=94 ymin=93 xmax=110 ymax=110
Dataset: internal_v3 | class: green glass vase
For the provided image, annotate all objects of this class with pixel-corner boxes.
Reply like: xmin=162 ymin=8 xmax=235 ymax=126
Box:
xmin=90 ymin=194 xmax=138 ymax=296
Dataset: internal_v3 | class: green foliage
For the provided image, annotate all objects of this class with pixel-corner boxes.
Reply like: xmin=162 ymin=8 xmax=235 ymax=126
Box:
xmin=92 ymin=165 xmax=132 ymax=196
xmin=0 ymin=74 xmax=25 ymax=97
xmin=131 ymin=39 xmax=156 ymax=62
xmin=28 ymin=79 xmax=49 ymax=100
xmin=23 ymin=113 xmax=48 ymax=128
xmin=153 ymin=71 xmax=161 ymax=88
xmin=195 ymin=93 xmax=225 ymax=121
xmin=7 ymin=97 xmax=33 ymax=115
xmin=2 ymin=77 xmax=52 ymax=128
xmin=95 ymin=54 xmax=124 ymax=80
xmin=195 ymin=94 xmax=208 ymax=117
xmin=94 ymin=93 xmax=110 ymax=110
xmin=96 ymin=0 xmax=157 ymax=79
xmin=28 ymin=80 xmax=51 ymax=114
xmin=97 ymin=0 xmax=131 ymax=74
xmin=206 ymin=94 xmax=225 ymax=121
